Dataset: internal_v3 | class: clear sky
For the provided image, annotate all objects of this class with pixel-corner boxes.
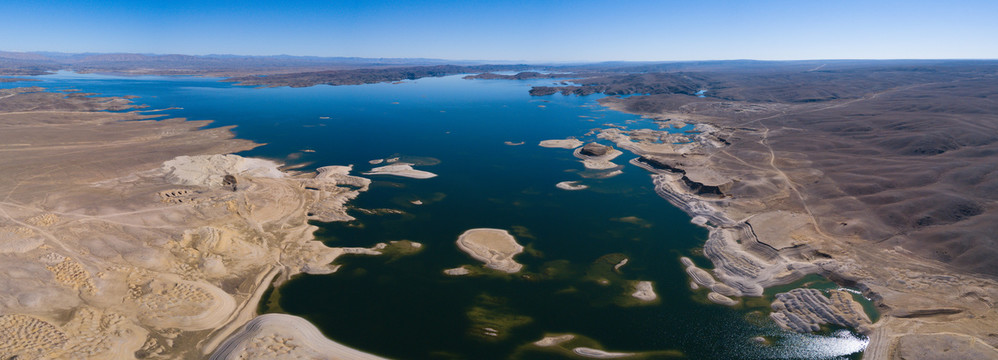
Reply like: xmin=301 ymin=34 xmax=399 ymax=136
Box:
xmin=2 ymin=0 xmax=996 ymax=62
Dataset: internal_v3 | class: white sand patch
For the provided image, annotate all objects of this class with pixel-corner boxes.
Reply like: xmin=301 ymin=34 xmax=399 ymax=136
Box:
xmin=631 ymin=281 xmax=657 ymax=301
xmin=534 ymin=334 xmax=575 ymax=346
xmin=363 ymin=163 xmax=437 ymax=179
xmin=161 ymin=154 xmax=284 ymax=187
xmin=444 ymin=266 xmax=471 ymax=276
xmin=539 ymin=138 xmax=584 ymax=149
xmin=556 ymin=181 xmax=588 ymax=190
xmin=573 ymin=347 xmax=635 ymax=358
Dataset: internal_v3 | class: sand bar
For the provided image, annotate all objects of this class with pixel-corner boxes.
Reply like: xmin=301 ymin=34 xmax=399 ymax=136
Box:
xmin=363 ymin=163 xmax=437 ymax=179
xmin=539 ymin=138 xmax=584 ymax=149
xmin=534 ymin=334 xmax=576 ymax=347
xmin=444 ymin=266 xmax=471 ymax=276
xmin=631 ymin=281 xmax=657 ymax=301
xmin=707 ymin=292 xmax=738 ymax=306
xmin=556 ymin=181 xmax=588 ymax=190
xmin=573 ymin=347 xmax=635 ymax=359
xmin=455 ymin=228 xmax=524 ymax=273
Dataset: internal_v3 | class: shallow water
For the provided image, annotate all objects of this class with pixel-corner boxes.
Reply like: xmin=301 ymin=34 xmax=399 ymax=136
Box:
xmin=7 ymin=72 xmax=868 ymax=359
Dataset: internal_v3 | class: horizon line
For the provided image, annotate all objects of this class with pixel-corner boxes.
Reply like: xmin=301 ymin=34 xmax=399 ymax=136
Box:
xmin=3 ymin=50 xmax=997 ymax=65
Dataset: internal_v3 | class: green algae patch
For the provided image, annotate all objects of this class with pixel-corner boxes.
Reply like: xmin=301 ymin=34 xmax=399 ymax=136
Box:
xmin=584 ymin=253 xmax=629 ymax=284
xmin=380 ymin=240 xmax=425 ymax=260
xmin=256 ymin=274 xmax=285 ymax=314
xmin=466 ymin=294 xmax=533 ymax=341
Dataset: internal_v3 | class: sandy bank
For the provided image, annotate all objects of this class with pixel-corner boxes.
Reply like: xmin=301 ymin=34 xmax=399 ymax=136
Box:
xmin=631 ymin=281 xmax=657 ymax=301
xmin=556 ymin=181 xmax=588 ymax=190
xmin=573 ymin=347 xmax=635 ymax=358
xmin=534 ymin=334 xmax=576 ymax=346
xmin=363 ymin=163 xmax=437 ymax=179
xmin=456 ymin=228 xmax=524 ymax=273
xmin=444 ymin=266 xmax=471 ymax=276
xmin=539 ymin=138 xmax=584 ymax=149
xmin=707 ymin=292 xmax=738 ymax=306
xmin=210 ymin=313 xmax=386 ymax=360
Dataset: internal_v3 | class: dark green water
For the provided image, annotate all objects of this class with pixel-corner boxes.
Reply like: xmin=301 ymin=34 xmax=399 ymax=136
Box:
xmin=6 ymin=72 xmax=870 ymax=359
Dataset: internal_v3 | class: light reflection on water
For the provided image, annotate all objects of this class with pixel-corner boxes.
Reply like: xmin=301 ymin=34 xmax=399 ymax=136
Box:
xmin=747 ymin=329 xmax=868 ymax=360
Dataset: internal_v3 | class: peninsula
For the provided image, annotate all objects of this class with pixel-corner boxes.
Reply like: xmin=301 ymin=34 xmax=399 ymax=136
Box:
xmin=0 ymin=87 xmax=387 ymax=359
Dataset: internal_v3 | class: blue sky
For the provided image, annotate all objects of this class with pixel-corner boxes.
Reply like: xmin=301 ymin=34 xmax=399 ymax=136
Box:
xmin=2 ymin=0 xmax=996 ymax=61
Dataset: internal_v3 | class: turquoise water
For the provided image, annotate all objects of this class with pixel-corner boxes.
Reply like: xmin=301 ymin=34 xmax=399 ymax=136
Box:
xmin=6 ymin=72 xmax=868 ymax=359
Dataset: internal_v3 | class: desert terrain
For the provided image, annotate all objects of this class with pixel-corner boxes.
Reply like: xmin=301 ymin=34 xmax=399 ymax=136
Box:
xmin=0 ymin=87 xmax=394 ymax=359
xmin=554 ymin=61 xmax=998 ymax=358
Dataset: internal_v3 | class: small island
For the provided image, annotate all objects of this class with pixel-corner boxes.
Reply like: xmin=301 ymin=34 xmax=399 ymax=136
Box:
xmin=455 ymin=228 xmax=524 ymax=273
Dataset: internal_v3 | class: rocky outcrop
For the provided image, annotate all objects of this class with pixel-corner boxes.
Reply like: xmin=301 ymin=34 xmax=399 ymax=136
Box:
xmin=580 ymin=142 xmax=612 ymax=157
xmin=680 ymin=176 xmax=725 ymax=197
xmin=635 ymin=156 xmax=685 ymax=174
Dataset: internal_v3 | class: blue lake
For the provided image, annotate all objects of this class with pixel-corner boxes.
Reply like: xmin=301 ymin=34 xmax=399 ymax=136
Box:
xmin=5 ymin=72 xmax=868 ymax=359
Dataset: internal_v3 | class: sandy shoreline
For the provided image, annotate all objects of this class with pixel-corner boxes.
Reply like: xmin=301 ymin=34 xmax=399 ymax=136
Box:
xmin=210 ymin=313 xmax=387 ymax=360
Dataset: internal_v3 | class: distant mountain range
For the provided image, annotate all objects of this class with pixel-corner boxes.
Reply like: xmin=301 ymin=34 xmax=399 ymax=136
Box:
xmin=0 ymin=51 xmax=515 ymax=76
